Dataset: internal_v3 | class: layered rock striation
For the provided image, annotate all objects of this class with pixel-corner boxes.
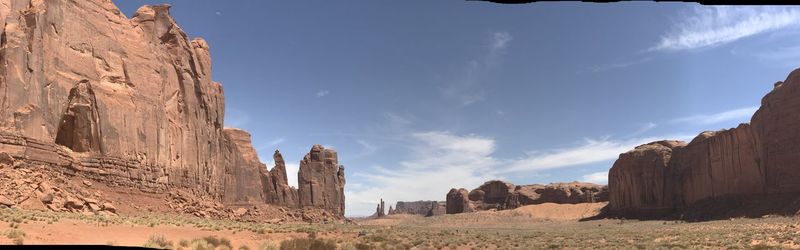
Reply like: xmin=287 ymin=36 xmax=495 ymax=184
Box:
xmin=298 ymin=145 xmax=346 ymax=216
xmin=0 ymin=0 xmax=345 ymax=218
xmin=608 ymin=69 xmax=800 ymax=218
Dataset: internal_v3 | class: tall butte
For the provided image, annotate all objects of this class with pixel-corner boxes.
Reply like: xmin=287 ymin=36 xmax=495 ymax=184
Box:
xmin=0 ymin=0 xmax=344 ymax=218
xmin=608 ymin=68 xmax=800 ymax=219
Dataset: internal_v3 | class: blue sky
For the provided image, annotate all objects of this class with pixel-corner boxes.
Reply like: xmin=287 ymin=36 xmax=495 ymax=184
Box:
xmin=115 ymin=2 xmax=800 ymax=216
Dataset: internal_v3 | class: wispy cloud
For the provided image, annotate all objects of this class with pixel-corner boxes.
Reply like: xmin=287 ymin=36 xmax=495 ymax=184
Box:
xmin=653 ymin=6 xmax=800 ymax=51
xmin=585 ymin=57 xmax=651 ymax=73
xmin=752 ymin=45 xmax=800 ymax=65
xmin=502 ymin=137 xmax=651 ymax=173
xmin=345 ymin=131 xmax=499 ymax=216
xmin=383 ymin=112 xmax=413 ymax=128
xmin=344 ymin=126 xmax=702 ymax=216
xmin=501 ymin=133 xmax=695 ymax=174
xmin=670 ymin=106 xmax=758 ymax=125
xmin=581 ymin=171 xmax=608 ymax=185
xmin=630 ymin=122 xmax=657 ymax=137
xmin=350 ymin=140 xmax=378 ymax=159
xmin=492 ymin=32 xmax=513 ymax=50
xmin=268 ymin=137 xmax=285 ymax=146
xmin=316 ymin=90 xmax=330 ymax=98
xmin=442 ymin=32 xmax=512 ymax=106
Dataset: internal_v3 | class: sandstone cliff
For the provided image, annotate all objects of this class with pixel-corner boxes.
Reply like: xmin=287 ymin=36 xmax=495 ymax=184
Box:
xmin=608 ymin=68 xmax=800 ymax=218
xmin=298 ymin=144 xmax=346 ymax=216
xmin=0 ymin=0 xmax=345 ymax=219
xmin=267 ymin=150 xmax=299 ymax=208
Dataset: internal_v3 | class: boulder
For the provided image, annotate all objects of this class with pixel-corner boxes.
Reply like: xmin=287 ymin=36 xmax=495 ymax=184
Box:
xmin=102 ymin=203 xmax=116 ymax=213
xmin=0 ymin=195 xmax=14 ymax=207
xmin=233 ymin=208 xmax=248 ymax=217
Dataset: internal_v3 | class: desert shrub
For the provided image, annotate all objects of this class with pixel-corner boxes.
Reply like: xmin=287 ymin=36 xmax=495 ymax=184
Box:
xmin=259 ymin=241 xmax=278 ymax=250
xmin=143 ymin=234 xmax=173 ymax=249
xmin=5 ymin=229 xmax=25 ymax=245
xmin=279 ymin=238 xmax=337 ymax=250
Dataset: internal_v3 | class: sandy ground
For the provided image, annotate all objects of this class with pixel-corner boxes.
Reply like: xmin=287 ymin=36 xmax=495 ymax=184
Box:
xmin=0 ymin=218 xmax=303 ymax=248
xmin=362 ymin=202 xmax=607 ymax=227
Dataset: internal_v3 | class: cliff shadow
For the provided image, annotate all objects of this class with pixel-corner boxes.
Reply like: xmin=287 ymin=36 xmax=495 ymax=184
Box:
xmin=583 ymin=194 xmax=800 ymax=222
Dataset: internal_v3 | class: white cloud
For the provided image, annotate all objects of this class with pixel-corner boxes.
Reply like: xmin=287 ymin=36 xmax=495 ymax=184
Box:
xmin=670 ymin=106 xmax=758 ymax=125
xmin=492 ymin=32 xmax=513 ymax=49
xmin=345 ymin=131 xmax=499 ymax=216
xmin=215 ymin=11 xmax=222 ymax=16
xmin=316 ymin=90 xmax=330 ymax=98
xmin=353 ymin=140 xmax=377 ymax=158
xmin=502 ymin=137 xmax=651 ymax=173
xmin=630 ymin=122 xmax=657 ymax=137
xmin=285 ymin=163 xmax=299 ymax=188
xmin=344 ymin=129 xmax=698 ymax=216
xmin=581 ymin=171 xmax=608 ymax=185
xmin=585 ymin=57 xmax=651 ymax=73
xmin=268 ymin=137 xmax=285 ymax=146
xmin=653 ymin=6 xmax=800 ymax=51
xmin=442 ymin=32 xmax=512 ymax=106
xmin=383 ymin=112 xmax=413 ymax=128
xmin=501 ymin=133 xmax=695 ymax=174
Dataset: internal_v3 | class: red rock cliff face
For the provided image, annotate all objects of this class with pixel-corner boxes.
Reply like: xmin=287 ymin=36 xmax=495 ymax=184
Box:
xmin=0 ymin=0 xmax=232 ymax=199
xmin=0 ymin=0 xmax=345 ymax=216
xmin=608 ymin=69 xmax=800 ymax=214
xmin=298 ymin=145 xmax=346 ymax=216
xmin=267 ymin=150 xmax=299 ymax=208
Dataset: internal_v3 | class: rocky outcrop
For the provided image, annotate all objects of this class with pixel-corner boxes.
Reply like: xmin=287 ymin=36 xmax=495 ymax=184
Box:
xmin=446 ymin=188 xmax=473 ymax=214
xmin=0 ymin=0 xmax=345 ymax=219
xmin=427 ymin=201 xmax=447 ymax=217
xmin=448 ymin=181 xmax=608 ymax=214
xmin=298 ymin=145 xmax=346 ymax=216
xmin=389 ymin=200 xmax=443 ymax=216
xmin=267 ymin=150 xmax=299 ymax=208
xmin=375 ymin=199 xmax=385 ymax=217
xmin=608 ymin=68 xmax=800 ymax=218
xmin=0 ymin=0 xmax=237 ymax=199
xmin=222 ymin=128 xmax=268 ymax=205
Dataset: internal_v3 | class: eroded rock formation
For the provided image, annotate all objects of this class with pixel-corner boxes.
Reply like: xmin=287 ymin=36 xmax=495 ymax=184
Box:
xmin=389 ymin=200 xmax=443 ymax=216
xmin=267 ymin=150 xmax=299 ymax=208
xmin=298 ymin=145 xmax=346 ymax=216
xmin=447 ymin=180 xmax=608 ymax=214
xmin=608 ymin=69 xmax=800 ymax=218
xmin=0 ymin=0 xmax=345 ymax=219
xmin=446 ymin=188 xmax=473 ymax=214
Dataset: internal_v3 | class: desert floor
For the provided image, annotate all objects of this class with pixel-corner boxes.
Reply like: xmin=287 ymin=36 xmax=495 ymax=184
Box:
xmin=2 ymin=202 xmax=800 ymax=249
